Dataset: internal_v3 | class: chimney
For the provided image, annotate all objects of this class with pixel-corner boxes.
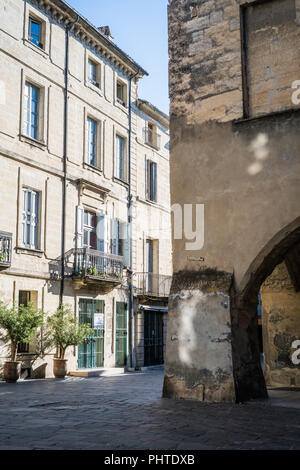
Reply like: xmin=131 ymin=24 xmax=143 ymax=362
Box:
xmin=98 ymin=26 xmax=114 ymax=42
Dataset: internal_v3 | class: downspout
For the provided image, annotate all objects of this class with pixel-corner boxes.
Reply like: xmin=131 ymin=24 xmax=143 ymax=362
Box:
xmin=128 ymin=71 xmax=139 ymax=368
xmin=59 ymin=15 xmax=79 ymax=308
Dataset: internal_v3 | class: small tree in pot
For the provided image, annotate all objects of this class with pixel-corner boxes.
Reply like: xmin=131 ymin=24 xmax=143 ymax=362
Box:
xmin=48 ymin=305 xmax=93 ymax=379
xmin=0 ymin=301 xmax=44 ymax=382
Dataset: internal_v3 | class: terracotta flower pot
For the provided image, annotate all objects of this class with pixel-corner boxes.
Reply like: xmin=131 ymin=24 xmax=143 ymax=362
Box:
xmin=53 ymin=358 xmax=68 ymax=379
xmin=3 ymin=361 xmax=21 ymax=383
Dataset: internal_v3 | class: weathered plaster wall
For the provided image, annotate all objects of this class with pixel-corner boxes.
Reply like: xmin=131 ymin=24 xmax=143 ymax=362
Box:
xmin=165 ymin=0 xmax=300 ymax=402
xmin=261 ymin=262 xmax=300 ymax=387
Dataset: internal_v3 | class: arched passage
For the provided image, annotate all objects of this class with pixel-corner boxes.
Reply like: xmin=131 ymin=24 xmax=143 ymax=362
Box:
xmin=232 ymin=217 xmax=300 ymax=402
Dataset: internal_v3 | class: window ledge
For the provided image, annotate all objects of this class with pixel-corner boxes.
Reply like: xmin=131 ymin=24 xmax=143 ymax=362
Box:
xmin=113 ymin=176 xmax=129 ymax=188
xmin=20 ymin=134 xmax=46 ymax=150
xmin=115 ymin=99 xmax=128 ymax=113
xmin=16 ymin=247 xmax=44 ymax=257
xmin=85 ymin=81 xmax=104 ymax=96
xmin=24 ymin=38 xmax=48 ymax=58
xmin=83 ymin=162 xmax=102 ymax=174
xmin=136 ymin=196 xmax=170 ymax=213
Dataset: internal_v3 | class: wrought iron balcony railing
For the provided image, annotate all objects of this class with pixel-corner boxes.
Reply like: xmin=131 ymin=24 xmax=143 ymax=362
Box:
xmin=145 ymin=129 xmax=161 ymax=150
xmin=134 ymin=272 xmax=172 ymax=298
xmin=74 ymin=248 xmax=123 ymax=280
xmin=0 ymin=231 xmax=12 ymax=268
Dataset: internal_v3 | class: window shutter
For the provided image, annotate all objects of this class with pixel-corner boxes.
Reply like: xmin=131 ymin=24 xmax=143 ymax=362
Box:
xmin=31 ymin=191 xmax=39 ymax=249
xmin=111 ymin=218 xmax=119 ymax=255
xmin=151 ymin=162 xmax=157 ymax=202
xmin=146 ymin=159 xmax=150 ymax=199
xmin=120 ymin=221 xmax=130 ymax=268
xmin=24 ymin=83 xmax=30 ymax=136
xmin=97 ymin=214 xmax=106 ymax=252
xmin=86 ymin=118 xmax=90 ymax=164
xmin=76 ymin=206 xmax=84 ymax=248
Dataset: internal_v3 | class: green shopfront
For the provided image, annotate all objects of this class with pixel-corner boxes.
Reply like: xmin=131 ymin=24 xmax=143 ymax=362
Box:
xmin=78 ymin=298 xmax=105 ymax=368
xmin=78 ymin=298 xmax=128 ymax=369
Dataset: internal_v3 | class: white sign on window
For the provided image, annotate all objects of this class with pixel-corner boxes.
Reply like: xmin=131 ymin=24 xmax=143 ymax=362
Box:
xmin=94 ymin=313 xmax=104 ymax=329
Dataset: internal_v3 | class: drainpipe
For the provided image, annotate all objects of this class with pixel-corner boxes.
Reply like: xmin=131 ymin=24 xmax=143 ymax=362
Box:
xmin=128 ymin=71 xmax=139 ymax=368
xmin=59 ymin=15 xmax=79 ymax=308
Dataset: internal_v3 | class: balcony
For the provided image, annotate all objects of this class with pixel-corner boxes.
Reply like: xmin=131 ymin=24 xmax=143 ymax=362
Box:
xmin=73 ymin=248 xmax=124 ymax=293
xmin=134 ymin=273 xmax=172 ymax=298
xmin=145 ymin=128 xmax=161 ymax=151
xmin=0 ymin=232 xmax=12 ymax=269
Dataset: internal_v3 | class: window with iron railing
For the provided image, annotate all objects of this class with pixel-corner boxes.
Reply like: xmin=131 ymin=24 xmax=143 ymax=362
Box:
xmin=0 ymin=231 xmax=12 ymax=266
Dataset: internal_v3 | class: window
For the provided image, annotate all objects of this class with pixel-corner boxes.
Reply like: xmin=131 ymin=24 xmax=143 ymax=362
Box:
xmin=146 ymin=122 xmax=160 ymax=150
xmin=29 ymin=17 xmax=43 ymax=48
xmin=86 ymin=118 xmax=98 ymax=167
xmin=146 ymin=160 xmax=157 ymax=202
xmin=116 ymin=80 xmax=126 ymax=106
xmin=22 ymin=188 xmax=39 ymax=250
xmin=111 ymin=219 xmax=130 ymax=266
xmin=24 ymin=82 xmax=40 ymax=140
xmin=83 ymin=211 xmax=97 ymax=250
xmin=115 ymin=135 xmax=126 ymax=181
xmin=88 ymin=59 xmax=100 ymax=87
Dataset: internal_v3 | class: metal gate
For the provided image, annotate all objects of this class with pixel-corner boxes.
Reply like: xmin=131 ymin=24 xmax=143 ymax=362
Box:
xmin=78 ymin=299 xmax=105 ymax=368
xmin=144 ymin=311 xmax=164 ymax=366
xmin=115 ymin=302 xmax=127 ymax=366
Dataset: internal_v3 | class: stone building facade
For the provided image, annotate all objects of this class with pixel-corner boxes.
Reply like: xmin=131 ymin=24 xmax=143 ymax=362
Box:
xmin=0 ymin=0 xmax=171 ymax=378
xmin=164 ymin=0 xmax=300 ymax=402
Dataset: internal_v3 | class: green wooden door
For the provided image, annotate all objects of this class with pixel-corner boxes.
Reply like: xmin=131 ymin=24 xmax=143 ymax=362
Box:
xmin=78 ymin=299 xmax=105 ymax=368
xmin=115 ymin=302 xmax=127 ymax=366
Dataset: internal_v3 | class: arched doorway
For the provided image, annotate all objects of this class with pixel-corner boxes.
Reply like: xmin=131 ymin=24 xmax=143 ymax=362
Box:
xmin=234 ymin=218 xmax=300 ymax=401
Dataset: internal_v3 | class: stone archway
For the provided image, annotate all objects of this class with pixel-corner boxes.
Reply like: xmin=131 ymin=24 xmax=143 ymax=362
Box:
xmin=163 ymin=218 xmax=300 ymax=403
xmin=232 ymin=218 xmax=300 ymax=400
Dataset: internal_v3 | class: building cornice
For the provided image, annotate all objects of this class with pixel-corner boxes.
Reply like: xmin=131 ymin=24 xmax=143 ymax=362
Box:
xmin=136 ymin=99 xmax=169 ymax=128
xmin=30 ymin=0 xmax=148 ymax=78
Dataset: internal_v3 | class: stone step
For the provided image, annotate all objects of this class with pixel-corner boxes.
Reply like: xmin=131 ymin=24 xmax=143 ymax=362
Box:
xmin=69 ymin=367 xmax=125 ymax=378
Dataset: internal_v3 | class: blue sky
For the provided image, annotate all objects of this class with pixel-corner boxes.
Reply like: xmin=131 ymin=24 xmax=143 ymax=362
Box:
xmin=67 ymin=0 xmax=169 ymax=115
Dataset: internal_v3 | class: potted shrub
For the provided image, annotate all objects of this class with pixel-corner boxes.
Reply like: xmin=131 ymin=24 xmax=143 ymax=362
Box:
xmin=48 ymin=305 xmax=93 ymax=379
xmin=0 ymin=301 xmax=44 ymax=383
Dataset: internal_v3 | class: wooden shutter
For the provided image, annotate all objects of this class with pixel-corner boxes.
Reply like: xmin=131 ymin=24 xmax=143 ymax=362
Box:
xmin=119 ymin=221 xmax=130 ymax=267
xmin=146 ymin=159 xmax=150 ymax=199
xmin=111 ymin=218 xmax=119 ymax=255
xmin=97 ymin=214 xmax=106 ymax=252
xmin=76 ymin=206 xmax=84 ymax=248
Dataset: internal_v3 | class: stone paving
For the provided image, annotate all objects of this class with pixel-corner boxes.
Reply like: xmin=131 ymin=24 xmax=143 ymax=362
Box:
xmin=0 ymin=370 xmax=300 ymax=450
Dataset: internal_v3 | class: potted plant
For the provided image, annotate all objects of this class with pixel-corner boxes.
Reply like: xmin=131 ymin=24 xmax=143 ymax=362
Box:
xmin=0 ymin=301 xmax=44 ymax=383
xmin=88 ymin=266 xmax=98 ymax=276
xmin=48 ymin=305 xmax=93 ymax=379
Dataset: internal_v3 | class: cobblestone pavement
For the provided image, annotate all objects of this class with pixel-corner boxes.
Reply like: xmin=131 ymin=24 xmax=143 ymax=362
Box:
xmin=0 ymin=370 xmax=300 ymax=450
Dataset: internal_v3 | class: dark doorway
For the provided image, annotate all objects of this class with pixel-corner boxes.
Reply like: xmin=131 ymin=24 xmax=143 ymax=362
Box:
xmin=144 ymin=311 xmax=163 ymax=366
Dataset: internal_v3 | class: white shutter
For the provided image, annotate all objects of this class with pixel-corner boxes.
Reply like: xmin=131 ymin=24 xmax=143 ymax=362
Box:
xmin=22 ymin=188 xmax=27 ymax=246
xmin=31 ymin=191 xmax=39 ymax=249
xmin=146 ymin=158 xmax=150 ymax=199
xmin=24 ymin=83 xmax=30 ymax=136
xmin=111 ymin=218 xmax=119 ymax=255
xmin=96 ymin=214 xmax=105 ymax=252
xmin=120 ymin=221 xmax=130 ymax=267
xmin=115 ymin=136 xmax=120 ymax=178
xmin=76 ymin=206 xmax=84 ymax=248
xmin=86 ymin=118 xmax=90 ymax=164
